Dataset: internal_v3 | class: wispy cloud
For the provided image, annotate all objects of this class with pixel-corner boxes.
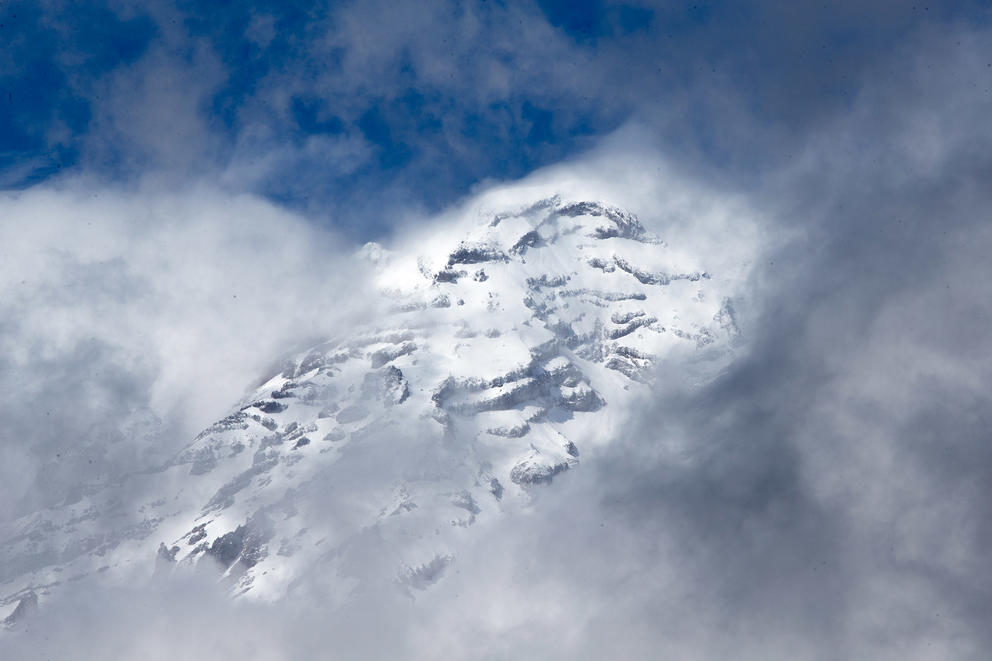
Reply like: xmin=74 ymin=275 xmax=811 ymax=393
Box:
xmin=1 ymin=3 xmax=991 ymax=660
xmin=7 ymin=1 xmax=988 ymax=233
xmin=0 ymin=181 xmax=369 ymax=520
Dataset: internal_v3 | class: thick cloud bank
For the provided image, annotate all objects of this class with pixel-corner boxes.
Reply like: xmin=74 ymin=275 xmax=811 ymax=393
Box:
xmin=2 ymin=19 xmax=992 ymax=661
xmin=0 ymin=185 xmax=368 ymax=521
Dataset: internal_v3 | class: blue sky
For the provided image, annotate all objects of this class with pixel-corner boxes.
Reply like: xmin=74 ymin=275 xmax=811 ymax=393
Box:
xmin=3 ymin=0 xmax=989 ymax=237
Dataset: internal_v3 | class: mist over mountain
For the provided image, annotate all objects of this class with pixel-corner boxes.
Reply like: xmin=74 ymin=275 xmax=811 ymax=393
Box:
xmin=1 ymin=185 xmax=753 ymax=610
xmin=2 ymin=2 xmax=992 ymax=659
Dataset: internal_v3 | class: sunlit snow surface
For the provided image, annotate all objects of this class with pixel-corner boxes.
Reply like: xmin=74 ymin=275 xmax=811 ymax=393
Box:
xmin=1 ymin=195 xmax=748 ymax=615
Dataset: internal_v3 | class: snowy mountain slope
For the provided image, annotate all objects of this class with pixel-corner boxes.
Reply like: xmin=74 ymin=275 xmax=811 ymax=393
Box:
xmin=0 ymin=195 xmax=744 ymax=618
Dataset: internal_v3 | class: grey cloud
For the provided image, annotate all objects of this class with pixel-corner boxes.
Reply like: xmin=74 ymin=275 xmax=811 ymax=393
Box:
xmin=82 ymin=42 xmax=228 ymax=177
xmin=0 ymin=183 xmax=372 ymax=523
xmin=2 ymin=15 xmax=992 ymax=661
xmin=545 ymin=22 xmax=992 ymax=659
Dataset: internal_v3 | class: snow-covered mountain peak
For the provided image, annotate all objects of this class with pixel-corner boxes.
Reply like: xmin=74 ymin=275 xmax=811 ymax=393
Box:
xmin=1 ymin=196 xmax=743 ymax=619
xmin=370 ymin=196 xmax=664 ymax=290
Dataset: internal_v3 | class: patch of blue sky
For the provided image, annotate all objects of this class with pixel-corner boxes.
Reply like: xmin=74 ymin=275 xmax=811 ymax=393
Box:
xmin=2 ymin=0 xmax=991 ymax=235
xmin=0 ymin=3 xmax=157 ymax=186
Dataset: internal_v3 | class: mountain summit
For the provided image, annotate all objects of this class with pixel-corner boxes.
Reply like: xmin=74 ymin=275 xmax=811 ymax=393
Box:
xmin=1 ymin=196 xmax=741 ymax=617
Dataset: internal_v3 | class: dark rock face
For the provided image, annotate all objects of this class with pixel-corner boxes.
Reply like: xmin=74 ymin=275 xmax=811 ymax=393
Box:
xmin=297 ymin=350 xmax=327 ymax=376
xmin=607 ymin=315 xmax=658 ymax=340
xmin=399 ymin=554 xmax=452 ymax=591
xmin=255 ymin=400 xmax=287 ymax=414
xmin=611 ymin=310 xmax=645 ymax=324
xmin=434 ymin=268 xmax=464 ymax=283
xmin=489 ymin=478 xmax=503 ymax=500
xmin=206 ymin=517 xmax=269 ymax=570
xmin=509 ymin=457 xmax=571 ymax=486
xmin=194 ymin=412 xmax=250 ymax=440
xmin=511 ymin=230 xmax=542 ymax=254
xmin=447 ymin=242 xmax=508 ymax=266
xmin=154 ymin=543 xmax=180 ymax=576
xmin=486 ymin=422 xmax=530 ymax=438
xmin=369 ymin=341 xmax=417 ymax=369
xmin=612 ymin=256 xmax=707 ymax=286
xmin=430 ymin=294 xmax=451 ymax=308
xmin=557 ymin=200 xmax=656 ymax=243
xmin=188 ymin=524 xmax=208 ymax=545
xmin=558 ymin=385 xmax=605 ymax=412
xmin=157 ymin=542 xmax=179 ymax=562
xmin=208 ymin=526 xmax=248 ymax=567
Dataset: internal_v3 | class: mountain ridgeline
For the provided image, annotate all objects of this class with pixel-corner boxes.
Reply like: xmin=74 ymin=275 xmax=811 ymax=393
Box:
xmin=1 ymin=196 xmax=741 ymax=620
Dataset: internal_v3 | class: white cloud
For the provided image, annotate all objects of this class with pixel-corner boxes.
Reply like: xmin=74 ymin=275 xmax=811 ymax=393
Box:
xmin=0 ymin=180 xmax=372 ymax=518
xmin=2 ymin=19 xmax=992 ymax=660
